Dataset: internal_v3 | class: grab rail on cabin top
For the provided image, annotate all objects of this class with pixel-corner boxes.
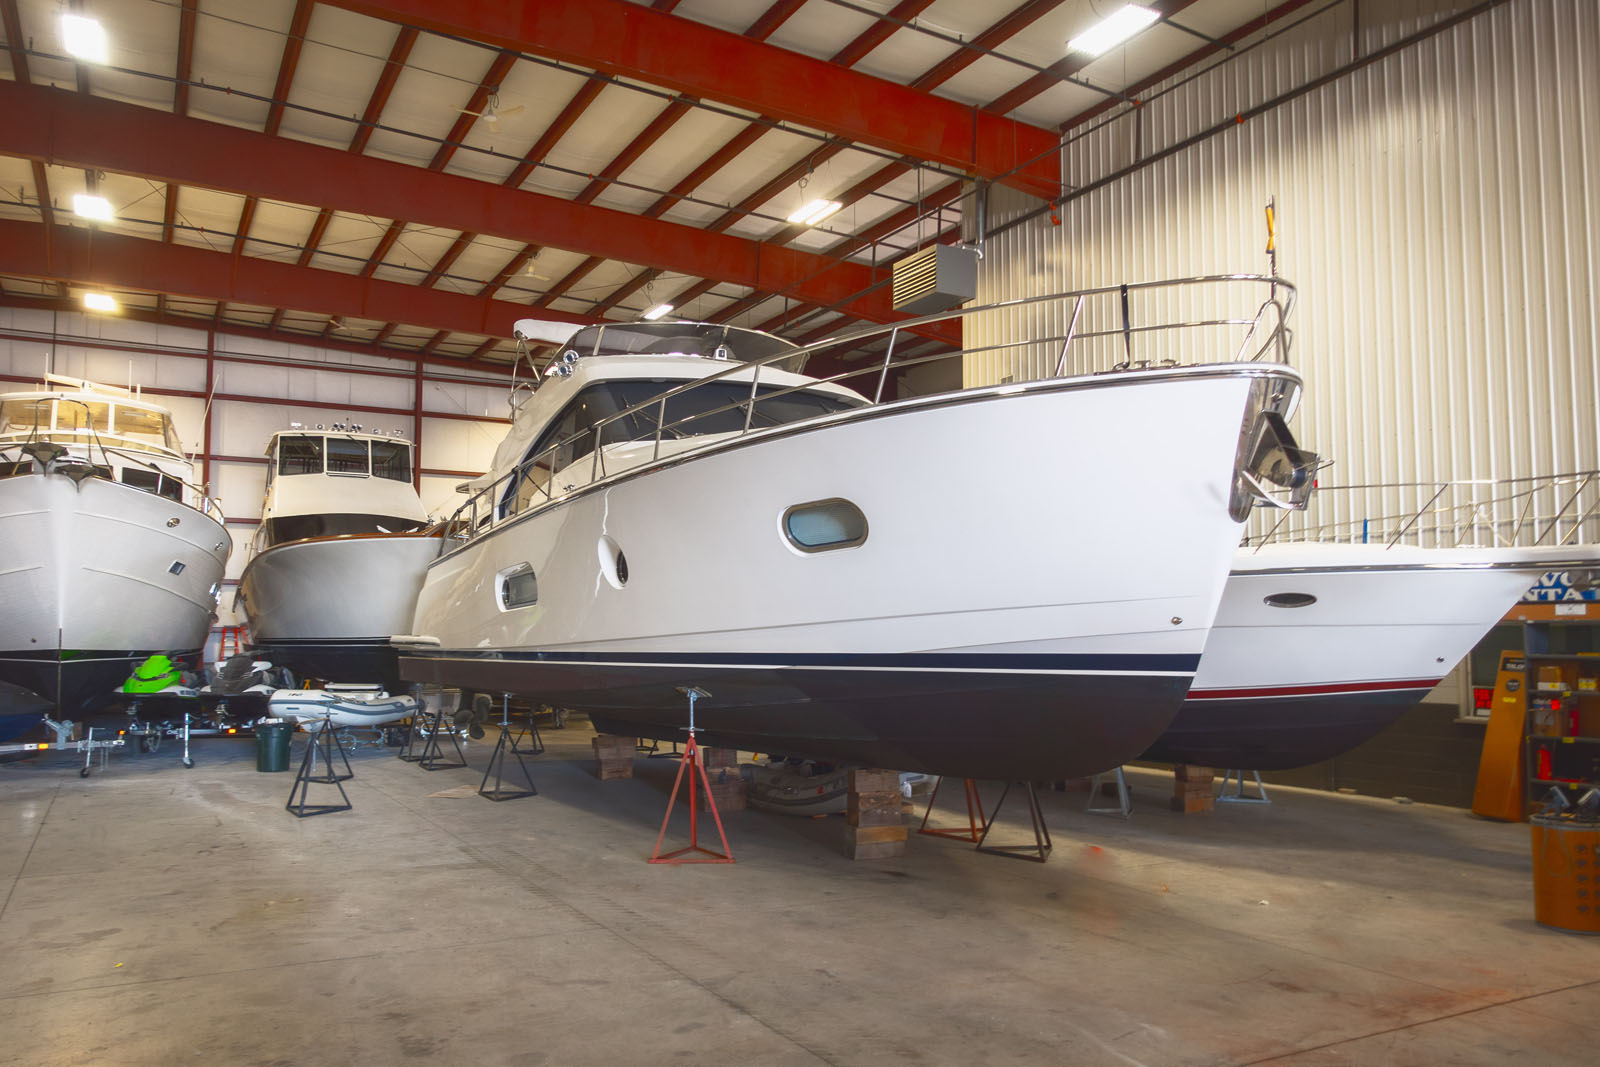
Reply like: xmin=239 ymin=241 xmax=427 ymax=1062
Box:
xmin=1243 ymin=471 xmax=1600 ymax=551
xmin=450 ymin=274 xmax=1297 ymax=540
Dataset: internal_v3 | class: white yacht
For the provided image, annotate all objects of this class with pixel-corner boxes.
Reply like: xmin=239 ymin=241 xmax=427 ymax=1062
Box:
xmin=235 ymin=429 xmax=439 ymax=688
xmin=0 ymin=376 xmax=230 ymax=721
xmin=1145 ymin=540 xmax=1600 ymax=770
xmin=399 ymin=277 xmax=1318 ymax=780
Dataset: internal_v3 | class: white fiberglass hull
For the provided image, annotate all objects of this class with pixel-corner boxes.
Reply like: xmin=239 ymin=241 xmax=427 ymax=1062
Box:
xmin=0 ymin=472 xmax=230 ymax=714
xmin=1145 ymin=542 xmax=1600 ymax=769
xmin=405 ymin=365 xmax=1301 ymax=779
xmin=237 ymin=533 xmax=441 ymax=687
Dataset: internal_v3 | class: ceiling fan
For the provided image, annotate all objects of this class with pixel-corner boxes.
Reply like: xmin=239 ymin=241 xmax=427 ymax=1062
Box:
xmin=461 ymin=89 xmax=524 ymax=132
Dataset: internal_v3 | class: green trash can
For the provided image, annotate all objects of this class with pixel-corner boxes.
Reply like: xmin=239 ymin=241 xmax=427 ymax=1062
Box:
xmin=255 ymin=719 xmax=293 ymax=773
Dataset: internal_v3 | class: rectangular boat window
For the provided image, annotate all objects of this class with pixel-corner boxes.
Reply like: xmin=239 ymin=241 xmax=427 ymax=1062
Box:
xmin=278 ymin=435 xmax=323 ymax=475
xmin=112 ymin=405 xmax=183 ymax=453
xmin=326 ymin=437 xmax=369 ymax=475
xmin=0 ymin=460 xmax=33 ymax=477
xmin=55 ymin=400 xmax=112 ymax=435
xmin=371 ymin=440 xmax=411 ymax=482
xmin=120 ymin=466 xmax=182 ymax=502
xmin=0 ymin=399 xmax=53 ymax=437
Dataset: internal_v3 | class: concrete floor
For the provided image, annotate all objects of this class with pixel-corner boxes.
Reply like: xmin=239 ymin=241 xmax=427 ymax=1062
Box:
xmin=2 ymin=719 xmax=1597 ymax=1066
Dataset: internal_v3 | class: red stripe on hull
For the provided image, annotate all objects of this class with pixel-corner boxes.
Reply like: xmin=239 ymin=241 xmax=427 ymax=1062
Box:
xmin=1188 ymin=678 xmax=1443 ymax=701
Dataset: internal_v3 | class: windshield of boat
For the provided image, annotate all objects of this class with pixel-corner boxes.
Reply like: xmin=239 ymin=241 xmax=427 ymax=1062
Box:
xmin=0 ymin=397 xmax=182 ymax=454
xmin=559 ymin=322 xmax=806 ymax=372
xmin=499 ymin=379 xmax=862 ymax=518
xmin=276 ymin=435 xmax=412 ymax=481
xmin=261 ymin=513 xmax=426 ymax=548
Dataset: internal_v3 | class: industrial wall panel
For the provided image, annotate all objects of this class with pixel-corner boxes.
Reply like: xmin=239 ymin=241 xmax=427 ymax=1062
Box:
xmin=969 ymin=0 xmax=1598 ymax=545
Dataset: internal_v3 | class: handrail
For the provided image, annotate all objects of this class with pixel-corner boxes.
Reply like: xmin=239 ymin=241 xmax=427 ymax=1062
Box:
xmin=0 ymin=437 xmax=228 ymax=526
xmin=1243 ymin=471 xmax=1600 ymax=551
xmin=448 ymin=274 xmax=1299 ymax=543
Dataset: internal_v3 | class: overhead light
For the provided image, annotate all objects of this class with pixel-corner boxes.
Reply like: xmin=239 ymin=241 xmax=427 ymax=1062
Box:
xmin=1068 ymin=4 xmax=1159 ymax=56
xmin=641 ymin=303 xmax=674 ymax=321
xmin=787 ymin=199 xmax=842 ymax=227
xmin=82 ymin=292 xmax=118 ymax=313
xmin=60 ymin=14 xmax=109 ymax=63
xmin=73 ymin=193 xmax=114 ymax=222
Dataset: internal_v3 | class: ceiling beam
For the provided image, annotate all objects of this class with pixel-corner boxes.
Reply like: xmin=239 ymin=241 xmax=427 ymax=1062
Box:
xmin=0 ymin=82 xmax=954 ymax=342
xmin=0 ymin=218 xmax=590 ymax=338
xmin=326 ymin=0 xmax=1060 ymax=198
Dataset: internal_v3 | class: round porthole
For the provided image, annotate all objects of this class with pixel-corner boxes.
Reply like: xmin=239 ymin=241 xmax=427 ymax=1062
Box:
xmin=598 ymin=535 xmax=628 ymax=589
xmin=1264 ymin=592 xmax=1317 ymax=608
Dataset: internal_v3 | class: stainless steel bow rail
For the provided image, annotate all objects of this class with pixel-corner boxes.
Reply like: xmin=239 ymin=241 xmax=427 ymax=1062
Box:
xmin=448 ymin=274 xmax=1297 ymax=543
xmin=1246 ymin=470 xmax=1600 ymax=551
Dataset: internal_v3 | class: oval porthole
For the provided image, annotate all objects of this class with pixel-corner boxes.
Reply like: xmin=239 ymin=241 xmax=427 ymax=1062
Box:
xmin=783 ymin=498 xmax=868 ymax=553
xmin=1264 ymin=592 xmax=1317 ymax=608
xmin=598 ymin=535 xmax=628 ymax=589
xmin=497 ymin=562 xmax=538 ymax=610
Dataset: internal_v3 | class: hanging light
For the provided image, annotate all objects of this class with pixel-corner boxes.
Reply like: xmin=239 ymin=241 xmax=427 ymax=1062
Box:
xmin=787 ymin=199 xmax=842 ymax=227
xmin=82 ymin=292 xmax=118 ymax=313
xmin=73 ymin=194 xmax=114 ymax=221
xmin=1067 ymin=5 xmax=1159 ymax=56
xmin=641 ymin=303 xmax=674 ymax=321
xmin=60 ymin=14 xmax=109 ymax=63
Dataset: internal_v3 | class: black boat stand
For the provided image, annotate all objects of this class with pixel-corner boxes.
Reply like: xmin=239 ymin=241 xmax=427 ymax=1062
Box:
xmin=974 ymin=781 xmax=1053 ymax=863
xmin=413 ymin=701 xmax=467 ymax=771
xmin=479 ymin=694 xmax=537 ymax=801
xmin=286 ymin=717 xmax=353 ymax=818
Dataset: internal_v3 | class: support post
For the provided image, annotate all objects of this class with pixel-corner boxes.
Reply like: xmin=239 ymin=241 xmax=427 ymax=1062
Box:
xmin=844 ymin=768 xmax=907 ymax=859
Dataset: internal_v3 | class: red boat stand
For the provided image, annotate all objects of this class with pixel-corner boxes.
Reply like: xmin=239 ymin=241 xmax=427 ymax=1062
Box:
xmin=648 ymin=687 xmax=734 ymax=865
xmin=917 ymin=776 xmax=989 ymax=842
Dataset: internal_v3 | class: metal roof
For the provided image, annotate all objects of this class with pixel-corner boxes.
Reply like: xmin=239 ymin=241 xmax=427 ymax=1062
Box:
xmin=0 ymin=0 xmax=1311 ymax=367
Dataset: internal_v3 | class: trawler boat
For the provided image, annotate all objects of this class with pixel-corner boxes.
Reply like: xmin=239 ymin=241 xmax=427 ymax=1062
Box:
xmin=399 ymin=277 xmax=1318 ymax=780
xmin=235 ymin=429 xmax=438 ymax=688
xmin=0 ymin=376 xmax=230 ymax=717
xmin=1144 ymin=541 xmax=1600 ymax=769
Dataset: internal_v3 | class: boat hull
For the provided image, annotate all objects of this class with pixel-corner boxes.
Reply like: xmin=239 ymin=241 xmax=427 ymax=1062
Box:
xmin=238 ymin=533 xmax=440 ymax=688
xmin=1145 ymin=543 xmax=1600 ymax=769
xmin=0 ymin=473 xmax=229 ymax=714
xmin=406 ymin=366 xmax=1299 ymax=779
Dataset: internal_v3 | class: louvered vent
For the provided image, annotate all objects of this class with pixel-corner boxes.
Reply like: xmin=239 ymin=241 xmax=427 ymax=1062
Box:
xmin=892 ymin=245 xmax=978 ymax=315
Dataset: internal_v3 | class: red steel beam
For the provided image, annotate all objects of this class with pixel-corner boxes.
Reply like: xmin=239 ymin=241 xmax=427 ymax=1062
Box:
xmin=326 ymin=0 xmax=1060 ymax=198
xmin=910 ymin=0 xmax=1066 ymax=91
xmin=0 ymin=218 xmax=590 ymax=337
xmin=235 ymin=0 xmax=314 ymax=258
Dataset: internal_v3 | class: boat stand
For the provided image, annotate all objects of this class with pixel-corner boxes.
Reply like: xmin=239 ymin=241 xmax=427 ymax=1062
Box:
xmin=648 ymin=687 xmax=734 ymax=865
xmin=479 ymin=696 xmax=537 ymax=802
xmin=974 ymin=781 xmax=1053 ymax=863
xmin=917 ymin=776 xmax=990 ymax=841
xmin=1086 ymin=766 xmax=1132 ymax=818
xmin=1216 ymin=768 xmax=1271 ymax=804
xmin=413 ymin=703 xmax=467 ymax=771
xmin=396 ymin=686 xmax=438 ymax=762
xmin=286 ymin=718 xmax=352 ymax=818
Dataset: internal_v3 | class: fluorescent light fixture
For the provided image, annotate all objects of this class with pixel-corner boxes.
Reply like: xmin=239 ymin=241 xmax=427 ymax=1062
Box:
xmin=82 ymin=292 xmax=118 ymax=313
xmin=60 ymin=14 xmax=109 ymax=63
xmin=786 ymin=199 xmax=842 ymax=226
xmin=72 ymin=194 xmax=114 ymax=221
xmin=1068 ymin=4 xmax=1159 ymax=56
xmin=641 ymin=303 xmax=674 ymax=321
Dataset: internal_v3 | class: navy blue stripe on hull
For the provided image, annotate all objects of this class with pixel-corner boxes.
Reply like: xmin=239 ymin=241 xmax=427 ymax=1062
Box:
xmin=400 ymin=652 xmax=1194 ymax=780
xmin=1141 ymin=690 xmax=1425 ymax=770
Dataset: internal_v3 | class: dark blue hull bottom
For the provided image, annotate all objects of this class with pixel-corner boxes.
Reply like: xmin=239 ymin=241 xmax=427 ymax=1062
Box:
xmin=399 ymin=652 xmax=1195 ymax=780
xmin=1141 ymin=689 xmax=1428 ymax=770
xmin=249 ymin=638 xmax=403 ymax=691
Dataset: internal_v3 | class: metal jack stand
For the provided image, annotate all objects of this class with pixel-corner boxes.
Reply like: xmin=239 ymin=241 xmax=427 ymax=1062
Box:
xmin=1217 ymin=768 xmax=1271 ymax=804
xmin=415 ymin=701 xmax=466 ymax=771
xmin=1086 ymin=766 xmax=1131 ymax=818
xmin=975 ymin=781 xmax=1053 ymax=863
xmin=917 ymin=777 xmax=990 ymax=841
xmin=180 ymin=711 xmax=194 ymax=769
xmin=396 ymin=686 xmax=436 ymax=762
xmin=649 ymin=687 xmax=734 ymax=865
xmin=286 ymin=717 xmax=352 ymax=817
xmin=480 ymin=694 xmax=537 ymax=801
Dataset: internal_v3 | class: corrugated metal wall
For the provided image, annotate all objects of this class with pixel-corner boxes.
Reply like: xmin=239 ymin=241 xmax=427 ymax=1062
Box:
xmin=968 ymin=0 xmax=1599 ymax=546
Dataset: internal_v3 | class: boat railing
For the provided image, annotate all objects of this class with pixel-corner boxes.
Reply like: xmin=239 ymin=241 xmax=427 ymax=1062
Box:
xmin=449 ymin=274 xmax=1296 ymax=541
xmin=1242 ymin=471 xmax=1600 ymax=550
xmin=0 ymin=437 xmax=227 ymax=526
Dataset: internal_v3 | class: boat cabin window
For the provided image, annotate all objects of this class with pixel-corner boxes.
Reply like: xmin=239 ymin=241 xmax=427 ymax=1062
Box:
xmin=54 ymin=400 xmax=112 ymax=435
xmin=370 ymin=440 xmax=412 ymax=482
xmin=0 ymin=398 xmax=54 ymax=438
xmin=327 ymin=437 xmax=369 ymax=474
xmin=500 ymin=380 xmax=863 ymax=518
xmin=113 ymin=406 xmax=183 ymax=453
xmin=120 ymin=466 xmax=183 ymax=502
xmin=278 ymin=435 xmax=324 ymax=475
xmin=262 ymin=512 xmax=423 ymax=548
